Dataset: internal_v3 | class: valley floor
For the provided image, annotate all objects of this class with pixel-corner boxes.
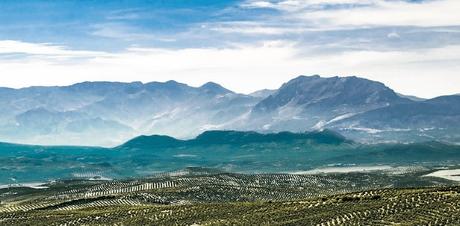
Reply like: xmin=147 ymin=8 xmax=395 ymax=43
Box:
xmin=1 ymin=168 xmax=460 ymax=225
xmin=1 ymin=187 xmax=460 ymax=225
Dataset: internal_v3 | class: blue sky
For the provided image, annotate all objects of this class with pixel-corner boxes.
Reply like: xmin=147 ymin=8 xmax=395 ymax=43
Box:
xmin=0 ymin=0 xmax=459 ymax=98
xmin=0 ymin=0 xmax=245 ymax=50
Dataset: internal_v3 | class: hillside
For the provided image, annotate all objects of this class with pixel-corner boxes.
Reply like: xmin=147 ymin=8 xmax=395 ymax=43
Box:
xmin=1 ymin=130 xmax=460 ymax=184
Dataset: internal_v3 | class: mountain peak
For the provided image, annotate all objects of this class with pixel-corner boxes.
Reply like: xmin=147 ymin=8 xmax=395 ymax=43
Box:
xmin=254 ymin=75 xmax=406 ymax=113
xmin=144 ymin=80 xmax=193 ymax=93
xmin=120 ymin=134 xmax=182 ymax=149
xmin=288 ymin=75 xmax=321 ymax=82
xmin=164 ymin=80 xmax=180 ymax=85
xmin=199 ymin=82 xmax=233 ymax=95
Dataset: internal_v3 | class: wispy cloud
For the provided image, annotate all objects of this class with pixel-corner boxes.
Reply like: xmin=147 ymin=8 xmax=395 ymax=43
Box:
xmin=90 ymin=23 xmax=158 ymax=41
xmin=303 ymin=0 xmax=460 ymax=28
xmin=0 ymin=40 xmax=106 ymax=60
xmin=241 ymin=0 xmax=375 ymax=11
xmin=206 ymin=21 xmax=312 ymax=35
xmin=240 ymin=0 xmax=460 ymax=28
xmin=183 ymin=0 xmax=460 ymax=53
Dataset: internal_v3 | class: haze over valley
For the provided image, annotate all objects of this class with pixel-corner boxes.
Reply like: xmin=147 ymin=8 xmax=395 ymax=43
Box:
xmin=1 ymin=75 xmax=459 ymax=147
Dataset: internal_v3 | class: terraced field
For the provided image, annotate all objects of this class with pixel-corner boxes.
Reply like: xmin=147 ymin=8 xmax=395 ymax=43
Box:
xmin=1 ymin=168 xmax=459 ymax=225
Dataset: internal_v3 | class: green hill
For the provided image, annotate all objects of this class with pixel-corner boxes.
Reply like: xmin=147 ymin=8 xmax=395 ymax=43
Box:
xmin=1 ymin=130 xmax=460 ymax=184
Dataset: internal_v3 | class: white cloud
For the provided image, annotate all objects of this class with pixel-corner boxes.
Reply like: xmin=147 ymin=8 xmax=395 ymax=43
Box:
xmin=241 ymin=0 xmax=460 ymax=28
xmin=0 ymin=40 xmax=460 ymax=98
xmin=90 ymin=23 xmax=157 ymax=41
xmin=207 ymin=21 xmax=311 ymax=35
xmin=305 ymin=0 xmax=460 ymax=27
xmin=242 ymin=1 xmax=277 ymax=8
xmin=242 ymin=0 xmax=374 ymax=11
xmin=0 ymin=40 xmax=105 ymax=59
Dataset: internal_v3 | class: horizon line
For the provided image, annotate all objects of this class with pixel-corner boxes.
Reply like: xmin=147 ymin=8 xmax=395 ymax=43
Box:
xmin=1 ymin=74 xmax=456 ymax=99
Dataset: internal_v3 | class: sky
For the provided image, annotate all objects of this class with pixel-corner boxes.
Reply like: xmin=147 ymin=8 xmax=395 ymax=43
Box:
xmin=0 ymin=0 xmax=459 ymax=98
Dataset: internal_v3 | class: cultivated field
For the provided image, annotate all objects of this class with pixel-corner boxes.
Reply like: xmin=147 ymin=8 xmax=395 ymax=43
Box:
xmin=1 ymin=167 xmax=459 ymax=225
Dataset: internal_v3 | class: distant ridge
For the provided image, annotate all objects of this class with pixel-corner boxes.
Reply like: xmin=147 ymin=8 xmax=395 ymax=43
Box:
xmin=0 ymin=75 xmax=459 ymax=146
xmin=120 ymin=135 xmax=183 ymax=149
xmin=120 ymin=129 xmax=350 ymax=149
xmin=2 ymin=129 xmax=460 ymax=184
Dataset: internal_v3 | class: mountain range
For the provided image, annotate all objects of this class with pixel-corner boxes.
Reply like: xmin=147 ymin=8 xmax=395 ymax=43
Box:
xmin=0 ymin=75 xmax=459 ymax=146
xmin=2 ymin=130 xmax=460 ymax=184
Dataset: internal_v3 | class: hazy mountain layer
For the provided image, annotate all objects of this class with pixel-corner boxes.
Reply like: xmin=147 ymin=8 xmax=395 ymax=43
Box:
xmin=0 ymin=81 xmax=260 ymax=146
xmin=0 ymin=75 xmax=459 ymax=146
